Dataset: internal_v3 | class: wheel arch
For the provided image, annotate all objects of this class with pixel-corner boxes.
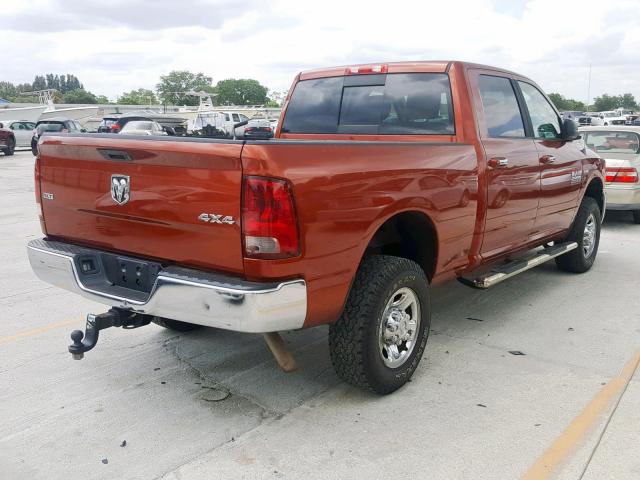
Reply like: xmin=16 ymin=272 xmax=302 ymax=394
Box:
xmin=360 ymin=209 xmax=439 ymax=282
xmin=583 ymin=176 xmax=605 ymax=219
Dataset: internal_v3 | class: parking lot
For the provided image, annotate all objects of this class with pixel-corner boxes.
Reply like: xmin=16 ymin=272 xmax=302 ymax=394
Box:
xmin=0 ymin=149 xmax=638 ymax=479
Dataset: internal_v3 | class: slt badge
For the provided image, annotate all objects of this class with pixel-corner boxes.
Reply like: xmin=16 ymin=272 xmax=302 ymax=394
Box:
xmin=111 ymin=174 xmax=130 ymax=206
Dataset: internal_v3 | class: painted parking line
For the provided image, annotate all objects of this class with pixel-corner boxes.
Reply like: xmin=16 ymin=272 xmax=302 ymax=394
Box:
xmin=0 ymin=318 xmax=82 ymax=346
xmin=522 ymin=349 xmax=640 ymax=480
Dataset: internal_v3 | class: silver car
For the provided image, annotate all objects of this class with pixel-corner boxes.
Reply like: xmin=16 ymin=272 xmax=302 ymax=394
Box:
xmin=580 ymin=126 xmax=640 ymax=223
xmin=120 ymin=120 xmax=167 ymax=136
xmin=0 ymin=120 xmax=37 ymax=148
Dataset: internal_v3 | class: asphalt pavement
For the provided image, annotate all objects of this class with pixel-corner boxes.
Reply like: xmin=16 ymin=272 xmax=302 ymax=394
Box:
xmin=1 ymin=150 xmax=638 ymax=479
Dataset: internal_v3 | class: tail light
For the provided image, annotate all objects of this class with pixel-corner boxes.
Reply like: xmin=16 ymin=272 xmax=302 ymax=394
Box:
xmin=346 ymin=64 xmax=388 ymax=75
xmin=110 ymin=124 xmax=121 ymax=133
xmin=242 ymin=176 xmax=299 ymax=259
xmin=605 ymin=167 xmax=638 ymax=183
xmin=34 ymin=157 xmax=46 ymax=234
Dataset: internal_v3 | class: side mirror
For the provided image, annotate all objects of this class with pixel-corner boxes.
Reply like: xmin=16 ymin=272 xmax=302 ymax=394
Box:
xmin=561 ymin=118 xmax=580 ymax=141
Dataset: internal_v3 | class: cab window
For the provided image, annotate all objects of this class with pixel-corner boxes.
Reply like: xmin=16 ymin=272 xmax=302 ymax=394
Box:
xmin=518 ymin=82 xmax=562 ymax=139
xmin=477 ymin=75 xmax=525 ymax=138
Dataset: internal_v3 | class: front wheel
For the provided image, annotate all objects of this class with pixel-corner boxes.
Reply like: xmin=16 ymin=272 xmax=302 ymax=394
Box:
xmin=555 ymin=197 xmax=601 ymax=273
xmin=329 ymin=255 xmax=431 ymax=394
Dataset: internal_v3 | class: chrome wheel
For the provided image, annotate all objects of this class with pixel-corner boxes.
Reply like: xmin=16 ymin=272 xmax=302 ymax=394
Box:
xmin=583 ymin=213 xmax=597 ymax=258
xmin=378 ymin=287 xmax=421 ymax=368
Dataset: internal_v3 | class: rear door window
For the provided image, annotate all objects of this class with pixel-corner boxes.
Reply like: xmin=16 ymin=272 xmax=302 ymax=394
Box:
xmin=477 ymin=75 xmax=525 ymax=138
xmin=281 ymin=73 xmax=454 ymax=135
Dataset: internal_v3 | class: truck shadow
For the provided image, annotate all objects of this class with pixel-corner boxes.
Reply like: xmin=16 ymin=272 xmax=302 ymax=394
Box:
xmin=161 ymin=210 xmax=633 ymax=409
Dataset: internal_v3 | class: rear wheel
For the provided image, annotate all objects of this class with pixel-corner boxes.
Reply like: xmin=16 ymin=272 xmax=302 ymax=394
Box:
xmin=329 ymin=255 xmax=431 ymax=394
xmin=152 ymin=317 xmax=201 ymax=332
xmin=3 ymin=137 xmax=15 ymax=156
xmin=555 ymin=197 xmax=601 ymax=273
xmin=633 ymin=210 xmax=640 ymax=224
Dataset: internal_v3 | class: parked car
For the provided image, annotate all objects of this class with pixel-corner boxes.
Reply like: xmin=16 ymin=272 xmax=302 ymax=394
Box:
xmin=0 ymin=120 xmax=37 ymax=148
xmin=600 ymin=111 xmax=628 ymax=126
xmin=577 ymin=113 xmax=604 ymax=127
xmin=97 ymin=116 xmax=120 ymax=133
xmin=560 ymin=111 xmax=584 ymax=121
xmin=31 ymin=117 xmax=83 ymax=155
xmin=97 ymin=115 xmax=152 ymax=134
xmin=28 ymin=61 xmax=604 ymax=395
xmin=243 ymin=118 xmax=274 ymax=139
xmin=119 ymin=120 xmax=167 ymax=136
xmin=580 ymin=126 xmax=640 ymax=223
xmin=0 ymin=121 xmax=16 ymax=156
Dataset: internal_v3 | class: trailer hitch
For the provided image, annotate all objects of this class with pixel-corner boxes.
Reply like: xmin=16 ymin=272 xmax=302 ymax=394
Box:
xmin=68 ymin=308 xmax=151 ymax=360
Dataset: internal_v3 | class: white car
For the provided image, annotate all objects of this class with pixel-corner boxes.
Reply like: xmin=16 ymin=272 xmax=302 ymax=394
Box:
xmin=580 ymin=125 xmax=640 ymax=223
xmin=600 ymin=111 xmax=629 ymax=126
xmin=0 ymin=119 xmax=36 ymax=148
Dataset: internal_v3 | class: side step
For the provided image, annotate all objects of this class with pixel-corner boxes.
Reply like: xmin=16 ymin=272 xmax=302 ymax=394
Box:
xmin=459 ymin=242 xmax=578 ymax=289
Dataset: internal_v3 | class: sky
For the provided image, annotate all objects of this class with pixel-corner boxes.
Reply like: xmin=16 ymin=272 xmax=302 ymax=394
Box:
xmin=3 ymin=0 xmax=640 ymax=103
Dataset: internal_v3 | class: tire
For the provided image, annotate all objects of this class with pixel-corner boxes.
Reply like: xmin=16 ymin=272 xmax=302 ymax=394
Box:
xmin=152 ymin=317 xmax=201 ymax=332
xmin=633 ymin=210 xmax=640 ymax=224
xmin=31 ymin=144 xmax=38 ymax=156
xmin=329 ymin=255 xmax=431 ymax=395
xmin=555 ymin=197 xmax=601 ymax=273
xmin=3 ymin=137 xmax=15 ymax=156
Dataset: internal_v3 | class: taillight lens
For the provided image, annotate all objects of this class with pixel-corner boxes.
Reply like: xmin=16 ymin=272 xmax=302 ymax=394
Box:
xmin=242 ymin=176 xmax=299 ymax=259
xmin=110 ymin=124 xmax=121 ymax=132
xmin=605 ymin=167 xmax=638 ymax=183
xmin=34 ymin=157 xmax=46 ymax=233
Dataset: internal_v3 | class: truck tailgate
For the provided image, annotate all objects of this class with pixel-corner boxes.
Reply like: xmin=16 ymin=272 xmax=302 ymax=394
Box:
xmin=38 ymin=135 xmax=245 ymax=274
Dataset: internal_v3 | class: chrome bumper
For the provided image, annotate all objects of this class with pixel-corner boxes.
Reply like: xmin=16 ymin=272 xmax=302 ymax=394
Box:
xmin=27 ymin=239 xmax=307 ymax=333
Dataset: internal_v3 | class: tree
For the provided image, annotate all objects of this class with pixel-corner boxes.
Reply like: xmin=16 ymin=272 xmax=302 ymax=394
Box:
xmin=620 ymin=93 xmax=637 ymax=110
xmin=214 ymin=79 xmax=268 ymax=106
xmin=118 ymin=88 xmax=158 ymax=105
xmin=96 ymin=95 xmax=110 ymax=104
xmin=590 ymin=93 xmax=638 ymax=112
xmin=62 ymin=88 xmax=97 ymax=104
xmin=156 ymin=71 xmax=213 ymax=106
xmin=266 ymin=90 xmax=287 ymax=107
xmin=548 ymin=93 xmax=586 ymax=112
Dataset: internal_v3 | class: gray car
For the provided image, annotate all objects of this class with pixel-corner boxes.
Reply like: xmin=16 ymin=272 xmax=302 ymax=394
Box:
xmin=0 ymin=120 xmax=37 ymax=148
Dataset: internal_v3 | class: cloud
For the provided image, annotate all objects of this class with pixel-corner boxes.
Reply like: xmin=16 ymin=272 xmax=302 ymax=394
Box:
xmin=3 ymin=0 xmax=640 ymax=104
xmin=4 ymin=0 xmax=257 ymax=32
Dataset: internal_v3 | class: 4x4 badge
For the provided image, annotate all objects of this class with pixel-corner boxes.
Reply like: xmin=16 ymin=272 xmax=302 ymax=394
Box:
xmin=111 ymin=174 xmax=130 ymax=205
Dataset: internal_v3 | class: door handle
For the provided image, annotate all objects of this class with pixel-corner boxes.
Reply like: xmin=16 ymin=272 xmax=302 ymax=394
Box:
xmin=540 ymin=155 xmax=556 ymax=164
xmin=488 ymin=157 xmax=509 ymax=168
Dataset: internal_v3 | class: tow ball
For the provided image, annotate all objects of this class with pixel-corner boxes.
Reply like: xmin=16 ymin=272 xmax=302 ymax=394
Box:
xmin=68 ymin=308 xmax=151 ymax=360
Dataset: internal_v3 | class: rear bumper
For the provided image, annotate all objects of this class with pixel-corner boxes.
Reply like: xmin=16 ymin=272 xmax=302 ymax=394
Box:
xmin=605 ymin=184 xmax=640 ymax=210
xmin=27 ymin=239 xmax=307 ymax=333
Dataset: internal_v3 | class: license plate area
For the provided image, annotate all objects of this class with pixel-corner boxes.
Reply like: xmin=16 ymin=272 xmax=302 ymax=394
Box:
xmin=102 ymin=256 xmax=161 ymax=293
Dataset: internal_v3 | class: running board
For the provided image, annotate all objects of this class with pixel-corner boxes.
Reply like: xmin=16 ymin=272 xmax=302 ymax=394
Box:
xmin=459 ymin=242 xmax=578 ymax=289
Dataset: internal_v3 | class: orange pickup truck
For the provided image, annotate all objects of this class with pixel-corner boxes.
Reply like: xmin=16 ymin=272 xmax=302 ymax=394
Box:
xmin=28 ymin=61 xmax=605 ymax=394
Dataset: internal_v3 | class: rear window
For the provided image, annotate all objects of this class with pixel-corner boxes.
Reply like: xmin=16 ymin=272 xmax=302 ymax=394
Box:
xmin=281 ymin=73 xmax=454 ymax=135
xmin=584 ymin=131 xmax=640 ymax=154
xmin=123 ymin=121 xmax=154 ymax=130
xmin=37 ymin=123 xmax=64 ymax=133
